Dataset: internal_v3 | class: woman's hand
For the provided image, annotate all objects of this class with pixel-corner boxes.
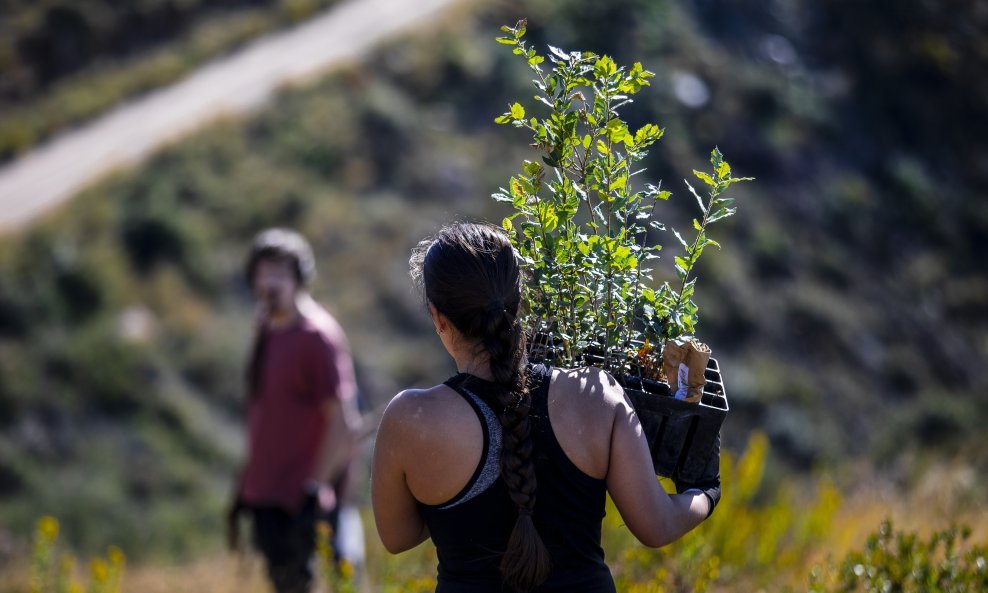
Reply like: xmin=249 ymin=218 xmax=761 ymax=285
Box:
xmin=673 ymin=433 xmax=721 ymax=518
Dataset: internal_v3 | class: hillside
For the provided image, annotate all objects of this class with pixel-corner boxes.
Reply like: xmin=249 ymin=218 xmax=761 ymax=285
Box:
xmin=0 ymin=0 xmax=985 ymax=560
xmin=0 ymin=0 xmax=344 ymax=160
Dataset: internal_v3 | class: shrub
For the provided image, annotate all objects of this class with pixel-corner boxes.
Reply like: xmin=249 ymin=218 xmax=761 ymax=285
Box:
xmin=808 ymin=520 xmax=987 ymax=593
xmin=28 ymin=516 xmax=125 ymax=593
xmin=604 ymin=432 xmax=842 ymax=590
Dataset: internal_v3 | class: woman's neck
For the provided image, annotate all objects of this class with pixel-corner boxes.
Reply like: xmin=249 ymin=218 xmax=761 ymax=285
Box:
xmin=452 ymin=353 xmax=494 ymax=382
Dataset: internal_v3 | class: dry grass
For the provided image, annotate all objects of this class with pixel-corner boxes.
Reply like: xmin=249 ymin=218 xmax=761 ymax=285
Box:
xmin=122 ymin=555 xmax=269 ymax=593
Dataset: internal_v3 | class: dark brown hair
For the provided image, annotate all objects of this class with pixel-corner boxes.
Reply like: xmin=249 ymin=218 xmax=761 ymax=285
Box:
xmin=411 ymin=222 xmax=551 ymax=592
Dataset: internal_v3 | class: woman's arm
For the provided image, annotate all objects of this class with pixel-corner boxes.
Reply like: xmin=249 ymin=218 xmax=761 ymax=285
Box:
xmin=603 ymin=381 xmax=711 ymax=547
xmin=371 ymin=392 xmax=430 ymax=553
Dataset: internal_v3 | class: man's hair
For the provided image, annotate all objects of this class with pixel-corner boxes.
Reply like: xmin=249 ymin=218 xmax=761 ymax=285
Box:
xmin=245 ymin=228 xmax=316 ymax=286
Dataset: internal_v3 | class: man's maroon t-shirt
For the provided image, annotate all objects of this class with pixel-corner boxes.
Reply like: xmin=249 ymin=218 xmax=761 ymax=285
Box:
xmin=240 ymin=307 xmax=355 ymax=511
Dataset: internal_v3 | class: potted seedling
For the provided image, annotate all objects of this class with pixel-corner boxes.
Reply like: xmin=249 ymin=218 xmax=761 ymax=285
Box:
xmin=492 ymin=20 xmax=751 ymax=482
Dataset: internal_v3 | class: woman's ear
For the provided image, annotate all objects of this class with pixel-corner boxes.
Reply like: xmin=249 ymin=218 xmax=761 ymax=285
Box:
xmin=428 ymin=303 xmax=446 ymax=335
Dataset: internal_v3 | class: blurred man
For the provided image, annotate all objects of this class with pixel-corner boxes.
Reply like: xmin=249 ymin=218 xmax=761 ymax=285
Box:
xmin=230 ymin=228 xmax=361 ymax=593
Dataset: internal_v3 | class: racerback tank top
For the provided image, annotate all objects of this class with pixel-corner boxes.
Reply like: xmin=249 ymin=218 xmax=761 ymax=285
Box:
xmin=418 ymin=364 xmax=616 ymax=593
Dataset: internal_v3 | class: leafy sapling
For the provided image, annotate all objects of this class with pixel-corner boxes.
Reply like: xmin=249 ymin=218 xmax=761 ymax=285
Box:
xmin=493 ymin=19 xmax=751 ymax=380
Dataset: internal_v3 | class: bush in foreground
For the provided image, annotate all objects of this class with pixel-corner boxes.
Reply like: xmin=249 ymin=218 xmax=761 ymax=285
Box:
xmin=809 ymin=520 xmax=987 ymax=593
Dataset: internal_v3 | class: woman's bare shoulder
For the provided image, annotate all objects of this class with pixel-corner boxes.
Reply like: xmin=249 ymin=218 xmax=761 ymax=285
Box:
xmin=379 ymin=384 xmax=472 ymax=438
xmin=383 ymin=384 xmax=456 ymax=419
xmin=550 ymin=366 xmax=629 ymax=410
xmin=548 ymin=366 xmax=632 ymax=429
xmin=544 ymin=366 xmax=630 ymax=478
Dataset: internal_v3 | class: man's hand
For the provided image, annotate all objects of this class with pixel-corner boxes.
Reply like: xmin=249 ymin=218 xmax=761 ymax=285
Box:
xmin=226 ymin=496 xmax=244 ymax=551
xmin=304 ymin=479 xmax=338 ymax=513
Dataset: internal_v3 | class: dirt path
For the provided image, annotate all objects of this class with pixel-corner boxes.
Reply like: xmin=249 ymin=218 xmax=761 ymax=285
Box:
xmin=0 ymin=0 xmax=464 ymax=233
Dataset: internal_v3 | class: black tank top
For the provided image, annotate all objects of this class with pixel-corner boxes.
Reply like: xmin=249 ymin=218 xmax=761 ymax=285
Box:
xmin=418 ymin=364 xmax=616 ymax=593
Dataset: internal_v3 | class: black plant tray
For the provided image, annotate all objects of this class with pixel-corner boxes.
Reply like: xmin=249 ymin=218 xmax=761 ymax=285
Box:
xmin=527 ymin=340 xmax=727 ymax=482
xmin=619 ymin=358 xmax=727 ymax=482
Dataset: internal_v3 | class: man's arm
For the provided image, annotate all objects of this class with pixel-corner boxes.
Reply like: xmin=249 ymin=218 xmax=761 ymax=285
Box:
xmin=310 ymin=394 xmax=362 ymax=488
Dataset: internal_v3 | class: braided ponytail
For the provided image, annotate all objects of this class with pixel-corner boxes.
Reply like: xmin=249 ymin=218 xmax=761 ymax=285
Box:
xmin=481 ymin=304 xmax=551 ymax=592
xmin=413 ymin=223 xmax=552 ymax=592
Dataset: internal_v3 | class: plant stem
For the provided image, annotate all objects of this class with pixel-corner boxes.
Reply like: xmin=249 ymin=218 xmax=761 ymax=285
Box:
xmin=665 ymin=187 xmax=718 ymax=341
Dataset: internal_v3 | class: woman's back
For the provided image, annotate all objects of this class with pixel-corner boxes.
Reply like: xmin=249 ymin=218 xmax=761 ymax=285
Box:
xmin=389 ymin=365 xmax=620 ymax=506
xmin=374 ymin=366 xmax=623 ymax=592
xmin=411 ymin=364 xmax=620 ymax=592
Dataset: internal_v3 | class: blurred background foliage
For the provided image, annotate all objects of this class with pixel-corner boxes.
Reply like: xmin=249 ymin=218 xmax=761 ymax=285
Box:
xmin=0 ymin=0 xmax=986 ymax=578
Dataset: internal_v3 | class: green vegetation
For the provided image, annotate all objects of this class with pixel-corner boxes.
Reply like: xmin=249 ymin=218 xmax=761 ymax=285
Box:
xmin=494 ymin=20 xmax=749 ymax=366
xmin=0 ymin=0 xmax=341 ymax=160
xmin=809 ymin=521 xmax=987 ymax=593
xmin=604 ymin=432 xmax=842 ymax=591
xmin=27 ymin=516 xmax=125 ymax=593
xmin=12 ymin=436 xmax=985 ymax=591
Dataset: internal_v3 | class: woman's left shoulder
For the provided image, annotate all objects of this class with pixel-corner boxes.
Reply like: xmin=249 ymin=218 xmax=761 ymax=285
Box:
xmin=379 ymin=384 xmax=471 ymax=437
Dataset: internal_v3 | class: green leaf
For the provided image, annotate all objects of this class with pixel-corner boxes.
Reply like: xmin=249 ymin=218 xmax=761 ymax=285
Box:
xmin=693 ymin=218 xmax=703 ymax=231
xmin=633 ymin=123 xmax=664 ymax=146
xmin=672 ymin=228 xmax=689 ymax=249
xmin=510 ymin=102 xmax=526 ymax=119
xmin=582 ymin=134 xmax=592 ymax=149
xmin=684 ymin=180 xmax=707 ymax=214
xmin=528 ymin=54 xmax=545 ymax=66
xmin=606 ymin=119 xmax=629 ymax=143
xmin=706 ymin=206 xmax=737 ymax=224
xmin=538 ymin=203 xmax=559 ymax=232
xmin=674 ymin=258 xmax=689 ymax=280
xmin=495 ymin=37 xmax=517 ymax=45
xmin=494 ymin=113 xmax=512 ymax=124
xmin=523 ymin=160 xmax=542 ymax=176
xmin=502 ymin=217 xmax=514 ymax=232
xmin=596 ymin=139 xmax=609 ymax=155
xmin=594 ymin=55 xmax=617 ymax=77
xmin=693 ymin=170 xmax=716 ymax=187
xmin=609 ymin=176 xmax=627 ymax=192
xmin=716 ymin=160 xmax=731 ymax=180
xmin=548 ymin=45 xmax=570 ymax=61
xmin=509 ymin=177 xmax=527 ymax=207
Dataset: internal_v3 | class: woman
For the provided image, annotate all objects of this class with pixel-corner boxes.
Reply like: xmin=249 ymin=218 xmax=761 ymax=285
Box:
xmin=372 ymin=223 xmax=720 ymax=592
